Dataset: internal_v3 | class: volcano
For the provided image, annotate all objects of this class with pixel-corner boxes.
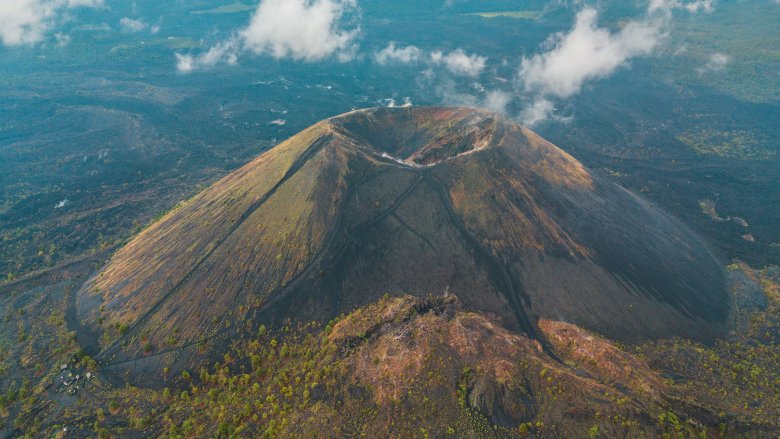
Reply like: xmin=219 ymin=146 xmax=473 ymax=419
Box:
xmin=75 ymin=107 xmax=731 ymax=383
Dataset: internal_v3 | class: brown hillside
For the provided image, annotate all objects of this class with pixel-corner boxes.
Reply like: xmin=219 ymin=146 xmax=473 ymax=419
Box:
xmin=74 ymin=107 xmax=731 ymax=385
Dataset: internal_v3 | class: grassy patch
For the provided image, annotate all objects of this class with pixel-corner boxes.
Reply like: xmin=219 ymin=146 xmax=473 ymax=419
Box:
xmin=191 ymin=2 xmax=255 ymax=15
xmin=698 ymin=198 xmax=722 ymax=221
xmin=464 ymin=10 xmax=540 ymax=20
xmin=678 ymin=129 xmax=775 ymax=161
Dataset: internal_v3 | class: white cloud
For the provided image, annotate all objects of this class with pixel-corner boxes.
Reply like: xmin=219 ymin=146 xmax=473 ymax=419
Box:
xmin=520 ymin=8 xmax=663 ymax=99
xmin=375 ymin=44 xmax=488 ymax=81
xmin=425 ymin=0 xmax=716 ymax=124
xmin=177 ymin=0 xmax=359 ymax=72
xmin=374 ymin=42 xmax=421 ymax=65
xmin=175 ymin=53 xmax=194 ymax=73
xmin=379 ymin=96 xmax=413 ymax=108
xmin=516 ymin=7 xmax=666 ymax=124
xmin=422 ymin=74 xmax=513 ymax=116
xmin=241 ymin=0 xmax=359 ymax=61
xmin=519 ymin=98 xmax=555 ymax=126
xmin=0 ymin=0 xmax=102 ymax=46
xmin=431 ymin=49 xmax=486 ymax=77
xmin=483 ymin=90 xmax=511 ymax=114
xmin=119 ymin=17 xmax=146 ymax=33
xmin=53 ymin=31 xmax=69 ymax=46
xmin=697 ymin=52 xmax=730 ymax=74
xmin=176 ymin=39 xmax=239 ymax=73
xmin=414 ymin=1 xmax=718 ymax=124
xmin=383 ymin=46 xmax=490 ymax=111
xmin=649 ymin=0 xmax=714 ymax=13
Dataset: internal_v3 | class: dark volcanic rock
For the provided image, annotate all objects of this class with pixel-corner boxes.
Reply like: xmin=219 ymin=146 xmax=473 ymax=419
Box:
xmin=75 ymin=107 xmax=731 ymax=385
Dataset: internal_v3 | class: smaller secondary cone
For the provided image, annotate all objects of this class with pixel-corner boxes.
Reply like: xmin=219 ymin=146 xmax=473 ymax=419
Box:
xmin=74 ymin=107 xmax=731 ymax=385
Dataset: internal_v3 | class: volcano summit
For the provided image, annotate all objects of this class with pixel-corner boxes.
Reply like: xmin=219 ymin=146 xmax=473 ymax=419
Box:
xmin=75 ymin=107 xmax=731 ymax=383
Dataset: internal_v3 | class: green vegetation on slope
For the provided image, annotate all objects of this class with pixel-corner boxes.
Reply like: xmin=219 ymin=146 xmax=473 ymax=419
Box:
xmin=678 ymin=129 xmax=775 ymax=161
xmin=632 ymin=263 xmax=780 ymax=431
xmin=3 ymin=266 xmax=780 ymax=438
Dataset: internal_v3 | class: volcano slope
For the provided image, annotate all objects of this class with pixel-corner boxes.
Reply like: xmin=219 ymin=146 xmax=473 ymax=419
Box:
xmin=75 ymin=107 xmax=731 ymax=384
